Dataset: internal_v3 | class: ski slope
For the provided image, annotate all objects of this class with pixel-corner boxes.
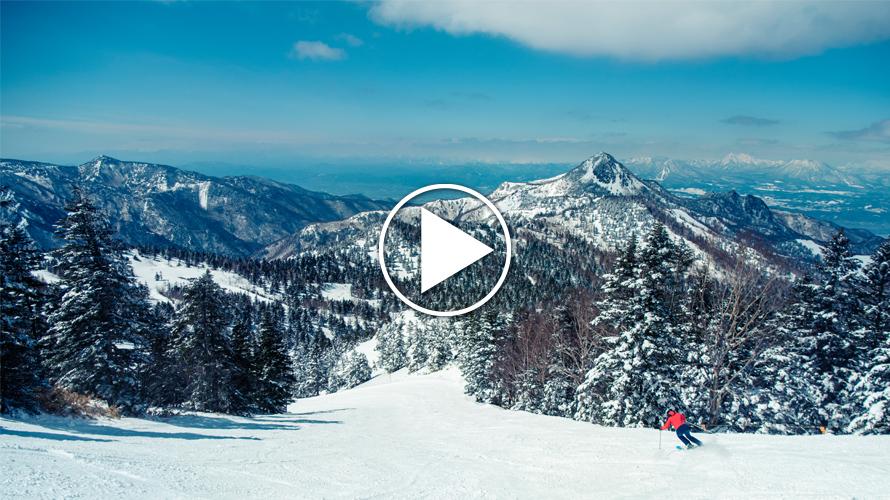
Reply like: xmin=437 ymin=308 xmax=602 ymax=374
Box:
xmin=2 ymin=369 xmax=889 ymax=499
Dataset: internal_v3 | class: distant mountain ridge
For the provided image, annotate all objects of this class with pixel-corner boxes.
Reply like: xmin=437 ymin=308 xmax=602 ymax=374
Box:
xmin=266 ymin=153 xmax=884 ymax=271
xmin=3 ymin=153 xmax=883 ymax=265
xmin=622 ymin=153 xmax=890 ymax=237
xmin=0 ymin=155 xmax=390 ymax=255
xmin=625 ymin=153 xmax=868 ymax=188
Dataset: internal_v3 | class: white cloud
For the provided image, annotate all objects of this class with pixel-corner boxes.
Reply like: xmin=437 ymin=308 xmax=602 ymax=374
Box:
xmin=337 ymin=33 xmax=365 ymax=47
xmin=291 ymin=41 xmax=345 ymax=61
xmin=370 ymin=1 xmax=890 ymax=61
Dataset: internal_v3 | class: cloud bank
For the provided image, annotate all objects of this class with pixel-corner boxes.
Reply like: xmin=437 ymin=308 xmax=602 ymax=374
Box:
xmin=370 ymin=1 xmax=890 ymax=60
xmin=291 ymin=41 xmax=345 ymax=61
xmin=829 ymin=119 xmax=890 ymax=143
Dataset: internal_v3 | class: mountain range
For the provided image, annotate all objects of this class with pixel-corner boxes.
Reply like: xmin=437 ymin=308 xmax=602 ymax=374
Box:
xmin=264 ymin=154 xmax=885 ymax=277
xmin=2 ymin=153 xmax=884 ymax=269
xmin=0 ymin=156 xmax=389 ymax=255
xmin=624 ymin=153 xmax=878 ymax=189
xmin=622 ymin=153 xmax=889 ymax=237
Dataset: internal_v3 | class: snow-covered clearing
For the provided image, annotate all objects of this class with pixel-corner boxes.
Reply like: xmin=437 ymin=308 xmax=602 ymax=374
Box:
xmin=321 ymin=282 xmax=354 ymax=301
xmin=796 ymin=238 xmax=825 ymax=258
xmin=127 ymin=251 xmax=278 ymax=304
xmin=2 ymin=369 xmax=889 ymax=499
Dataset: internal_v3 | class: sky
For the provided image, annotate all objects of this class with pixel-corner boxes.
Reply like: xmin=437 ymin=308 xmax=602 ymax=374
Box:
xmin=1 ymin=1 xmax=889 ymax=169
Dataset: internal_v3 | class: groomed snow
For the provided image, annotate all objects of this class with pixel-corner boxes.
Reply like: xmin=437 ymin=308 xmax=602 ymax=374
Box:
xmin=2 ymin=370 xmax=889 ymax=498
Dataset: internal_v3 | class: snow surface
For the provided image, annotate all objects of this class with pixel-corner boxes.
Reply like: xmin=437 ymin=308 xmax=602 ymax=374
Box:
xmin=128 ymin=251 xmax=278 ymax=304
xmin=2 ymin=369 xmax=889 ymax=499
xmin=796 ymin=238 xmax=825 ymax=258
xmin=321 ymin=282 xmax=354 ymax=301
xmin=354 ymin=336 xmax=381 ymax=375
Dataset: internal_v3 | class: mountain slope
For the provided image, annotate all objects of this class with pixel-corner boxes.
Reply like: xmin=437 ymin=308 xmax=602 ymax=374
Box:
xmin=2 ymin=369 xmax=888 ymax=498
xmin=0 ymin=156 xmax=389 ymax=255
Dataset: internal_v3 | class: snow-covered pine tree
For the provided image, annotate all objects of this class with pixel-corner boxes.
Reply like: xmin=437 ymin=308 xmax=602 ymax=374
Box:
xmin=142 ymin=302 xmax=178 ymax=407
xmin=425 ymin=320 xmax=453 ymax=372
xmin=574 ymin=237 xmax=639 ymax=423
xmin=292 ymin=331 xmax=333 ymax=397
xmin=230 ymin=307 xmax=258 ymax=411
xmin=847 ymin=330 xmax=890 ymax=434
xmin=169 ymin=270 xmax=249 ymax=414
xmin=375 ymin=322 xmax=407 ymax=372
xmin=407 ymin=323 xmax=429 ymax=372
xmin=458 ymin=310 xmax=505 ymax=404
xmin=291 ymin=343 xmax=318 ymax=398
xmin=859 ymin=240 xmax=890 ymax=352
xmin=0 ymin=191 xmax=46 ymax=413
xmin=255 ymin=307 xmax=296 ymax=412
xmin=542 ymin=311 xmax=576 ymax=417
xmin=510 ymin=368 xmax=544 ymax=414
xmin=811 ymin=230 xmax=864 ymax=432
xmin=742 ymin=276 xmax=821 ymax=434
xmin=43 ymin=188 xmax=152 ymax=413
xmin=328 ymin=350 xmax=372 ymax=392
xmin=575 ymin=223 xmax=686 ymax=427
xmin=848 ymin=240 xmax=890 ymax=434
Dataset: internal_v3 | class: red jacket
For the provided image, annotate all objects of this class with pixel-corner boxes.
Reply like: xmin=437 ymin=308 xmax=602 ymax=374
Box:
xmin=661 ymin=412 xmax=686 ymax=430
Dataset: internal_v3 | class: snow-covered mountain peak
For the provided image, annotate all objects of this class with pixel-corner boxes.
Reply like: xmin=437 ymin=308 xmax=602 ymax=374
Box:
xmin=90 ymin=154 xmax=121 ymax=164
xmin=564 ymin=152 xmax=645 ymax=196
xmin=721 ymin=152 xmax=760 ymax=165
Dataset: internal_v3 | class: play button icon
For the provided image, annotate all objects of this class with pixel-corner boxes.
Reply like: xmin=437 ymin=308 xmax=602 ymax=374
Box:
xmin=378 ymin=184 xmax=512 ymax=317
xmin=420 ymin=208 xmax=493 ymax=293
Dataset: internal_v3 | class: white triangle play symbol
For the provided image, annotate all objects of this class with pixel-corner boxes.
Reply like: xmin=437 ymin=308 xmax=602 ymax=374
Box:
xmin=421 ymin=208 xmax=494 ymax=293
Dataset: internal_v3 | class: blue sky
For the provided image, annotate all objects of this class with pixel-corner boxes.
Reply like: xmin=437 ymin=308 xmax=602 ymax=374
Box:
xmin=1 ymin=1 xmax=889 ymax=168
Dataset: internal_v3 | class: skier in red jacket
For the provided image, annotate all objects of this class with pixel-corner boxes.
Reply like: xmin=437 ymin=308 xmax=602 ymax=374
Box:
xmin=661 ymin=410 xmax=702 ymax=448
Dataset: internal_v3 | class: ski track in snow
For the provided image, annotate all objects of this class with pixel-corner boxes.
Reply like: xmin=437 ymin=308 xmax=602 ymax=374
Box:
xmin=2 ymin=369 xmax=889 ymax=499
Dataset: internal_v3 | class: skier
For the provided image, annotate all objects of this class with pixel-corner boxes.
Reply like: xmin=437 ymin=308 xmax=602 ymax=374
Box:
xmin=661 ymin=409 xmax=702 ymax=449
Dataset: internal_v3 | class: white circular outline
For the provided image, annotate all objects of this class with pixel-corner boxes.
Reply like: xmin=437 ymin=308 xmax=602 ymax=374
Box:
xmin=378 ymin=183 xmax=512 ymax=317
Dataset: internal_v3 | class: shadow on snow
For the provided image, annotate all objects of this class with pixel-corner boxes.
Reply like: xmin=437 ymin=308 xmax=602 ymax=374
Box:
xmin=0 ymin=407 xmax=349 ymax=442
xmin=0 ymin=427 xmax=114 ymax=442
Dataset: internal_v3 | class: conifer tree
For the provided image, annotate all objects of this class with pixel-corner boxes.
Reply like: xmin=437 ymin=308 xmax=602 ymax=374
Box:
xmin=458 ymin=310 xmax=504 ymax=404
xmin=511 ymin=368 xmax=544 ymax=414
xmin=542 ymin=316 xmax=575 ymax=417
xmin=743 ymin=276 xmax=821 ymax=434
xmin=847 ymin=333 xmax=890 ymax=434
xmin=376 ymin=322 xmax=407 ymax=372
xmin=425 ymin=320 xmax=453 ymax=372
xmin=328 ymin=350 xmax=372 ymax=392
xmin=142 ymin=302 xmax=177 ymax=407
xmin=575 ymin=223 xmax=686 ymax=427
xmin=811 ymin=230 xmax=863 ymax=432
xmin=293 ymin=332 xmax=332 ymax=397
xmin=0 ymin=192 xmax=46 ymax=413
xmin=849 ymin=240 xmax=890 ymax=434
xmin=407 ymin=323 xmax=429 ymax=372
xmin=43 ymin=188 xmax=152 ymax=413
xmin=255 ymin=307 xmax=295 ymax=412
xmin=860 ymin=240 xmax=890 ymax=352
xmin=169 ymin=271 xmax=249 ymax=414
xmin=230 ymin=307 xmax=258 ymax=410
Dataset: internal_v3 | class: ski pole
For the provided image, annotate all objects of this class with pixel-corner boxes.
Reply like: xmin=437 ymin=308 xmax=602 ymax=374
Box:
xmin=658 ymin=429 xmax=662 ymax=450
